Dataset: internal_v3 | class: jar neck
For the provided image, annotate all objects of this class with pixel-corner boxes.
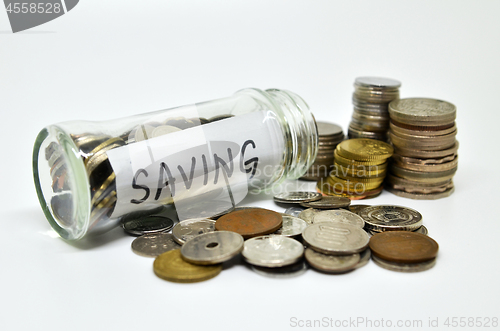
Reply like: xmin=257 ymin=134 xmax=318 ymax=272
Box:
xmin=236 ymin=88 xmax=318 ymax=183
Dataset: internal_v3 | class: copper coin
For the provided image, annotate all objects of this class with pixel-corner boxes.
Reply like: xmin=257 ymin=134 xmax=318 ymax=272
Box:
xmin=369 ymin=231 xmax=438 ymax=263
xmin=215 ymin=208 xmax=283 ymax=239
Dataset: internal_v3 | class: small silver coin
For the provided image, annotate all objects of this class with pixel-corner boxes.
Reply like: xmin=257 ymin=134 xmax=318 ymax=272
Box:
xmin=284 ymin=206 xmax=305 ymax=217
xmin=414 ymin=225 xmax=429 ymax=235
xmin=355 ymin=76 xmax=402 ymax=88
xmin=354 ymin=248 xmax=371 ymax=269
xmin=243 ymin=235 xmax=304 ymax=268
xmin=273 ymin=191 xmax=322 ymax=204
xmin=131 ymin=233 xmax=181 ymax=258
xmin=300 ymin=196 xmax=351 ymax=209
xmin=274 ymin=215 xmax=309 ymax=237
xmin=172 ymin=218 xmax=216 ymax=245
xmin=305 ymin=248 xmax=360 ymax=274
xmin=359 ymin=205 xmax=423 ymax=232
xmin=297 ymin=208 xmax=322 ymax=224
xmin=372 ymin=255 xmax=436 ymax=273
xmin=251 ymin=260 xmax=307 ymax=279
xmin=180 ymin=231 xmax=244 ymax=265
xmin=312 ymin=210 xmax=365 ymax=229
xmin=302 ymin=223 xmax=370 ymax=255
xmin=122 ymin=216 xmax=174 ymax=236
xmin=316 ymin=122 xmax=344 ymax=137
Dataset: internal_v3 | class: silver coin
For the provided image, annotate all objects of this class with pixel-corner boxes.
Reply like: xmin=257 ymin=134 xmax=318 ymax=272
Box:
xmin=372 ymin=255 xmax=436 ymax=273
xmin=355 ymin=76 xmax=402 ymax=88
xmin=388 ymin=98 xmax=456 ymax=125
xmin=273 ymin=191 xmax=322 ymax=204
xmin=180 ymin=231 xmax=244 ymax=265
xmin=284 ymin=206 xmax=305 ymax=217
xmin=243 ymin=235 xmax=304 ymax=267
xmin=354 ymin=248 xmax=371 ymax=269
xmin=299 ymin=196 xmax=351 ymax=209
xmin=312 ymin=210 xmax=365 ymax=229
xmin=316 ymin=122 xmax=344 ymax=137
xmin=251 ymin=260 xmax=307 ymax=279
xmin=414 ymin=225 xmax=428 ymax=235
xmin=305 ymin=248 xmax=360 ymax=274
xmin=274 ymin=215 xmax=309 ymax=237
xmin=297 ymin=208 xmax=322 ymax=224
xmin=302 ymin=223 xmax=369 ymax=255
xmin=131 ymin=233 xmax=181 ymax=257
xmin=172 ymin=218 xmax=216 ymax=245
xmin=359 ymin=205 xmax=423 ymax=232
xmin=122 ymin=216 xmax=174 ymax=236
xmin=151 ymin=125 xmax=182 ymax=137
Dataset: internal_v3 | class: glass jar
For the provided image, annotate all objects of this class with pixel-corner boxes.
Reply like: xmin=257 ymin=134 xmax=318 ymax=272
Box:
xmin=33 ymin=88 xmax=318 ymax=240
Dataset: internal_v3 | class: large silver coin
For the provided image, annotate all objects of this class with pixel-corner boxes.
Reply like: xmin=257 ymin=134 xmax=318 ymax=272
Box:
xmin=284 ymin=206 xmax=305 ymax=217
xmin=180 ymin=231 xmax=244 ymax=265
xmin=273 ymin=191 xmax=322 ymax=204
xmin=359 ymin=205 xmax=423 ymax=232
xmin=251 ymin=260 xmax=307 ymax=279
xmin=297 ymin=208 xmax=322 ymax=224
xmin=243 ymin=235 xmax=304 ymax=267
xmin=312 ymin=210 xmax=365 ymax=229
xmin=305 ymin=248 xmax=360 ymax=274
xmin=354 ymin=248 xmax=371 ymax=269
xmin=300 ymin=196 xmax=351 ymax=209
xmin=122 ymin=216 xmax=174 ymax=236
xmin=388 ymin=98 xmax=456 ymax=126
xmin=372 ymin=255 xmax=436 ymax=273
xmin=131 ymin=233 xmax=181 ymax=258
xmin=302 ymin=223 xmax=369 ymax=255
xmin=172 ymin=218 xmax=216 ymax=245
xmin=274 ymin=215 xmax=309 ymax=237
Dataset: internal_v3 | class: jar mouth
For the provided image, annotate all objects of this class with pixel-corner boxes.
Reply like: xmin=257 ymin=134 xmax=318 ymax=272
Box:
xmin=33 ymin=126 xmax=91 ymax=240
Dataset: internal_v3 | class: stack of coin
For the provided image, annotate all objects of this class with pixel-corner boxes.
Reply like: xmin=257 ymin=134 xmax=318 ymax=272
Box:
xmin=348 ymin=77 xmax=401 ymax=141
xmin=301 ymin=122 xmax=344 ymax=180
xmin=358 ymin=205 xmax=428 ymax=236
xmin=317 ymin=139 xmax=393 ymax=199
xmin=387 ymin=98 xmax=458 ymax=199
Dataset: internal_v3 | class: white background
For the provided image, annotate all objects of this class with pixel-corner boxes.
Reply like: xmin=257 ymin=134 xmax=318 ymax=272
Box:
xmin=1 ymin=1 xmax=499 ymax=330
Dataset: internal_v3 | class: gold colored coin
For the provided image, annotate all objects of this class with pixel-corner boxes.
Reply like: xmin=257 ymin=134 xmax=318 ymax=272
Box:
xmin=337 ymin=139 xmax=393 ymax=161
xmin=334 ymin=150 xmax=386 ymax=166
xmin=326 ymin=175 xmax=383 ymax=191
xmin=153 ymin=249 xmax=222 ymax=283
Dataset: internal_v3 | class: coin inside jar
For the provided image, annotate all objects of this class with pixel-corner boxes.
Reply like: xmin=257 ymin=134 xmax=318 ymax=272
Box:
xmin=180 ymin=231 xmax=244 ymax=265
xmin=242 ymin=235 xmax=304 ymax=268
xmin=172 ymin=218 xmax=216 ymax=245
xmin=215 ymin=208 xmax=282 ymax=239
xmin=369 ymin=231 xmax=439 ymax=264
xmin=299 ymin=196 xmax=351 ymax=209
xmin=122 ymin=215 xmax=174 ymax=236
xmin=131 ymin=233 xmax=181 ymax=257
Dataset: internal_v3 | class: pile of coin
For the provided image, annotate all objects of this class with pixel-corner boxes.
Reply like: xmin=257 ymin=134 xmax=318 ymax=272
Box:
xmin=386 ymin=98 xmax=458 ymax=199
xmin=317 ymin=138 xmax=393 ymax=199
xmin=348 ymin=77 xmax=401 ymax=141
xmin=301 ymin=122 xmax=344 ymax=180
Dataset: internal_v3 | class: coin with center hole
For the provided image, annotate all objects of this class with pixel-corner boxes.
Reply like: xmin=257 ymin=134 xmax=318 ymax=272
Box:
xmin=153 ymin=250 xmax=222 ymax=283
xmin=243 ymin=235 xmax=304 ymax=267
xmin=273 ymin=191 xmax=322 ymax=204
xmin=180 ymin=231 xmax=244 ymax=265
xmin=312 ymin=210 xmax=365 ymax=228
xmin=215 ymin=208 xmax=282 ymax=239
xmin=305 ymin=248 xmax=360 ymax=274
xmin=172 ymin=218 xmax=216 ymax=245
xmin=122 ymin=215 xmax=174 ymax=236
xmin=131 ymin=233 xmax=181 ymax=257
xmin=369 ymin=231 xmax=438 ymax=263
xmin=273 ymin=215 xmax=309 ymax=237
xmin=300 ymin=196 xmax=351 ymax=209
xmin=359 ymin=205 xmax=422 ymax=232
xmin=302 ymin=223 xmax=370 ymax=255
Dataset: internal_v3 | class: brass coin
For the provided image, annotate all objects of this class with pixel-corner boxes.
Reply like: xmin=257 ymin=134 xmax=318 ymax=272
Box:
xmin=334 ymin=150 xmax=386 ymax=166
xmin=337 ymin=139 xmax=393 ymax=161
xmin=369 ymin=231 xmax=438 ymax=263
xmin=153 ymin=249 xmax=222 ymax=283
xmin=215 ymin=208 xmax=283 ymax=239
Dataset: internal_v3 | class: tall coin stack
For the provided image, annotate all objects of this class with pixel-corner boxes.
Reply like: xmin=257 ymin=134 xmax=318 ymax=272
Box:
xmin=348 ymin=77 xmax=401 ymax=141
xmin=300 ymin=122 xmax=344 ymax=181
xmin=317 ymin=138 xmax=393 ymax=199
xmin=386 ymin=98 xmax=458 ymax=199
